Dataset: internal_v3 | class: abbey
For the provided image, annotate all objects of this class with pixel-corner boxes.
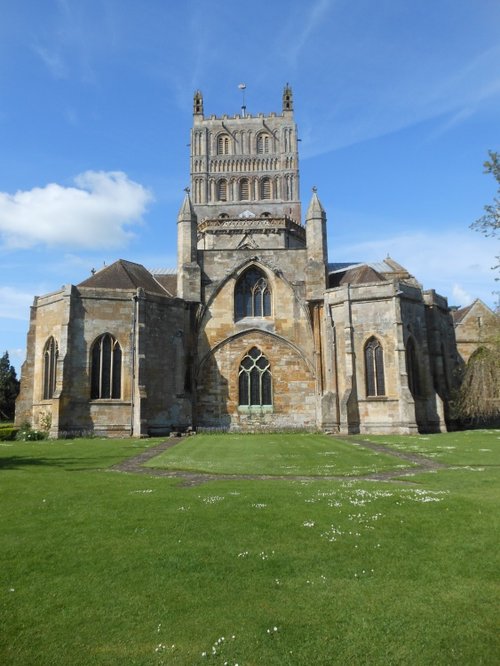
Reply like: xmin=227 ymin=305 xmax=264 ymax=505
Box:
xmin=16 ymin=86 xmax=461 ymax=437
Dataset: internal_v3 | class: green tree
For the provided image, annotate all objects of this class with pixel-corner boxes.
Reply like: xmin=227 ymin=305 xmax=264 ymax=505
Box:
xmin=471 ymin=150 xmax=499 ymax=277
xmin=0 ymin=351 xmax=20 ymax=421
xmin=454 ymin=317 xmax=500 ymax=424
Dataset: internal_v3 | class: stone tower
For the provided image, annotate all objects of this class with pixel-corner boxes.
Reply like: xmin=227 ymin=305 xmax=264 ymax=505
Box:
xmin=190 ymin=85 xmax=304 ymax=251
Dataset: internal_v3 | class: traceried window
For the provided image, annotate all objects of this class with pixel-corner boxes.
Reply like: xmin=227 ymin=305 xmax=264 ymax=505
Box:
xmin=238 ymin=347 xmax=272 ymax=407
xmin=217 ymin=134 xmax=230 ymax=155
xmin=235 ymin=267 xmax=271 ymax=320
xmin=257 ymin=133 xmax=270 ymax=154
xmin=239 ymin=178 xmax=249 ymax=201
xmin=261 ymin=177 xmax=271 ymax=200
xmin=364 ymin=337 xmax=385 ymax=397
xmin=217 ymin=179 xmax=227 ymax=201
xmin=43 ymin=337 xmax=58 ymax=400
xmin=406 ymin=337 xmax=421 ymax=397
xmin=91 ymin=334 xmax=122 ymax=399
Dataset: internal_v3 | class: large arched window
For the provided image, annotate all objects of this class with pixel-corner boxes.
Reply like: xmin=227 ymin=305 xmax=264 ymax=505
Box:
xmin=364 ymin=337 xmax=385 ymax=397
xmin=261 ymin=177 xmax=271 ymax=200
xmin=235 ymin=267 xmax=271 ymax=320
xmin=239 ymin=347 xmax=272 ymax=406
xmin=217 ymin=179 xmax=227 ymax=201
xmin=239 ymin=178 xmax=250 ymax=201
xmin=406 ymin=337 xmax=420 ymax=397
xmin=91 ymin=334 xmax=122 ymax=399
xmin=43 ymin=337 xmax=58 ymax=400
xmin=217 ymin=134 xmax=230 ymax=155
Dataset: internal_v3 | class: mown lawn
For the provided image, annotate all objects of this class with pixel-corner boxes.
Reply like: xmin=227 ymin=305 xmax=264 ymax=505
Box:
xmin=145 ymin=432 xmax=413 ymax=476
xmin=1 ymin=431 xmax=499 ymax=665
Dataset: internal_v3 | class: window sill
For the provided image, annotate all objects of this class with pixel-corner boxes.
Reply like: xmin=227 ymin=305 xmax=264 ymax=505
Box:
xmin=238 ymin=405 xmax=273 ymax=414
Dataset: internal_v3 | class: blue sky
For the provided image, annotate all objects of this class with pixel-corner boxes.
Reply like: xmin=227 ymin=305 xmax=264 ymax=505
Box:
xmin=1 ymin=0 xmax=499 ymax=372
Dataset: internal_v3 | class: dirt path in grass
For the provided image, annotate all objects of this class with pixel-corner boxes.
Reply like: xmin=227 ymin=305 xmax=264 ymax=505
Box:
xmin=109 ymin=435 xmax=448 ymax=486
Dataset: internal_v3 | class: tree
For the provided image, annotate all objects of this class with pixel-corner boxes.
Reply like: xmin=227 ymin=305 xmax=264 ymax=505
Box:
xmin=0 ymin=352 xmax=20 ymax=421
xmin=471 ymin=150 xmax=500 ymax=277
xmin=454 ymin=317 xmax=500 ymax=424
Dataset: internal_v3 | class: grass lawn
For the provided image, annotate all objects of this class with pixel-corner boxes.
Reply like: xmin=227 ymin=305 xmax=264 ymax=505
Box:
xmin=144 ymin=432 xmax=414 ymax=476
xmin=1 ymin=431 xmax=499 ymax=665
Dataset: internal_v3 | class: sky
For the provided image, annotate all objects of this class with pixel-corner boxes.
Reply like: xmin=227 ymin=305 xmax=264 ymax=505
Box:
xmin=1 ymin=0 xmax=499 ymax=373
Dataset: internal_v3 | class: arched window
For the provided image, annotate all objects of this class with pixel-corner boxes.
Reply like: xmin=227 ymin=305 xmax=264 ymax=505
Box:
xmin=217 ymin=134 xmax=230 ymax=155
xmin=239 ymin=178 xmax=249 ymax=201
xmin=91 ymin=334 xmax=122 ymax=399
xmin=406 ymin=337 xmax=420 ymax=397
xmin=261 ymin=177 xmax=271 ymax=200
xmin=235 ymin=267 xmax=271 ymax=320
xmin=364 ymin=337 xmax=385 ymax=397
xmin=239 ymin=347 xmax=272 ymax=406
xmin=217 ymin=179 xmax=227 ymax=201
xmin=43 ymin=337 xmax=58 ymax=400
xmin=257 ymin=133 xmax=270 ymax=154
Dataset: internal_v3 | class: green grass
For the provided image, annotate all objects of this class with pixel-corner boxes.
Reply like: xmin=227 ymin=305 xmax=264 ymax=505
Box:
xmin=1 ymin=431 xmax=499 ymax=665
xmin=145 ymin=432 xmax=411 ymax=476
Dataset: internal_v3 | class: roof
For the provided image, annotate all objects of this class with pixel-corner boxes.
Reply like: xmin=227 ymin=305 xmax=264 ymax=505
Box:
xmin=327 ymin=256 xmax=417 ymax=288
xmin=452 ymin=298 xmax=498 ymax=325
xmin=78 ymin=259 xmax=169 ymax=296
xmin=329 ymin=264 xmax=387 ymax=288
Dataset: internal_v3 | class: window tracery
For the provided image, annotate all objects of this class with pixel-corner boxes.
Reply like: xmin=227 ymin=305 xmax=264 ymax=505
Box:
xmin=234 ymin=267 xmax=271 ymax=319
xmin=238 ymin=347 xmax=272 ymax=407
xmin=364 ymin=337 xmax=385 ymax=397
xmin=43 ymin=337 xmax=58 ymax=400
xmin=91 ymin=334 xmax=122 ymax=399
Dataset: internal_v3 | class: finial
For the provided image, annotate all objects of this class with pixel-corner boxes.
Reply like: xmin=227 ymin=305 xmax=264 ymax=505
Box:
xmin=312 ymin=185 xmax=317 ymax=193
xmin=184 ymin=186 xmax=190 ymax=194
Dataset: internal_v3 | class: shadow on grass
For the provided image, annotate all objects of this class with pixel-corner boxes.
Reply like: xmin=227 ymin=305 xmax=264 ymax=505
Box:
xmin=0 ymin=455 xmax=124 ymax=471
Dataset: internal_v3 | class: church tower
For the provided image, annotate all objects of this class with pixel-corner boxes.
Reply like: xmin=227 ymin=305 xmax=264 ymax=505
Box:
xmin=190 ymin=85 xmax=304 ymax=251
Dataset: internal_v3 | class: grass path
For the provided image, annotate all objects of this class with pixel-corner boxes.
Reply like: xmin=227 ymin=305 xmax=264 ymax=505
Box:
xmin=110 ymin=434 xmax=448 ymax=485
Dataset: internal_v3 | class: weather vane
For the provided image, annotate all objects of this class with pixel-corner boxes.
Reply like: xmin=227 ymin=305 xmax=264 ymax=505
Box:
xmin=238 ymin=83 xmax=247 ymax=117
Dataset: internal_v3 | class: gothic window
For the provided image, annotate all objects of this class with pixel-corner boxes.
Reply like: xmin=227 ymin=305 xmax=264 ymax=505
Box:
xmin=364 ymin=337 xmax=385 ymax=397
xmin=91 ymin=334 xmax=122 ymax=399
xmin=257 ymin=133 xmax=270 ymax=154
xmin=239 ymin=178 xmax=250 ymax=200
xmin=217 ymin=134 xmax=230 ymax=155
xmin=42 ymin=337 xmax=58 ymax=400
xmin=261 ymin=177 xmax=271 ymax=200
xmin=406 ymin=337 xmax=421 ymax=397
xmin=235 ymin=267 xmax=271 ymax=320
xmin=217 ymin=179 xmax=227 ymax=201
xmin=238 ymin=347 xmax=272 ymax=407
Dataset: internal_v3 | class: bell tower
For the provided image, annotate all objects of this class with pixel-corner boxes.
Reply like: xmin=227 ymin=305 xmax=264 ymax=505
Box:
xmin=189 ymin=86 xmax=303 ymax=251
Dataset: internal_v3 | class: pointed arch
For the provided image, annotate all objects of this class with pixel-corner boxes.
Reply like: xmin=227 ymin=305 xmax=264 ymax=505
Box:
xmin=406 ymin=337 xmax=421 ymax=397
xmin=364 ymin=336 xmax=385 ymax=397
xmin=238 ymin=347 xmax=272 ymax=406
xmin=234 ymin=266 xmax=271 ymax=320
xmin=42 ymin=336 xmax=58 ymax=400
xmin=91 ymin=334 xmax=122 ymax=399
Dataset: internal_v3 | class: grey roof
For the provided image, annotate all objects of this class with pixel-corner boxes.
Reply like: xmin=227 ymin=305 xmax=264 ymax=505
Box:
xmin=78 ymin=259 xmax=169 ymax=296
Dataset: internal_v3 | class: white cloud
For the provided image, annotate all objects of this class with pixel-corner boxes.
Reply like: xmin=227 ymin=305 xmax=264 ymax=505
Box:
xmin=334 ymin=230 xmax=497 ymax=308
xmin=0 ymin=171 xmax=153 ymax=250
xmin=0 ymin=287 xmax=34 ymax=320
xmin=452 ymin=284 xmax=473 ymax=307
xmin=32 ymin=45 xmax=68 ymax=79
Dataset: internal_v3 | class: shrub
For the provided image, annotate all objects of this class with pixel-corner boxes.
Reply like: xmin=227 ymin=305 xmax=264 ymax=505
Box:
xmin=0 ymin=426 xmax=18 ymax=441
xmin=15 ymin=421 xmax=48 ymax=442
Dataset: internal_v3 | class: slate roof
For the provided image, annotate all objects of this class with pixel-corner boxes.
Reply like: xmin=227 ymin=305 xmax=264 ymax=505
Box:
xmin=329 ymin=264 xmax=387 ymax=288
xmin=78 ymin=259 xmax=169 ymax=296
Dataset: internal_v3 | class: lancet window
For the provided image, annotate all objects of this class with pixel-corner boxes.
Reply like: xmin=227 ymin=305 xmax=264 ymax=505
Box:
xmin=43 ymin=337 xmax=58 ymax=400
xmin=217 ymin=134 xmax=230 ymax=155
xmin=364 ymin=337 xmax=385 ymax=397
xmin=406 ymin=337 xmax=421 ymax=397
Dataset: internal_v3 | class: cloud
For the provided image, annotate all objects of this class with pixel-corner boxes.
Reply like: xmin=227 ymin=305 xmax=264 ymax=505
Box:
xmin=452 ymin=284 xmax=473 ymax=307
xmin=334 ymin=230 xmax=497 ymax=307
xmin=32 ymin=45 xmax=68 ymax=78
xmin=0 ymin=171 xmax=153 ymax=250
xmin=0 ymin=287 xmax=34 ymax=320
xmin=287 ymin=0 xmax=332 ymax=65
